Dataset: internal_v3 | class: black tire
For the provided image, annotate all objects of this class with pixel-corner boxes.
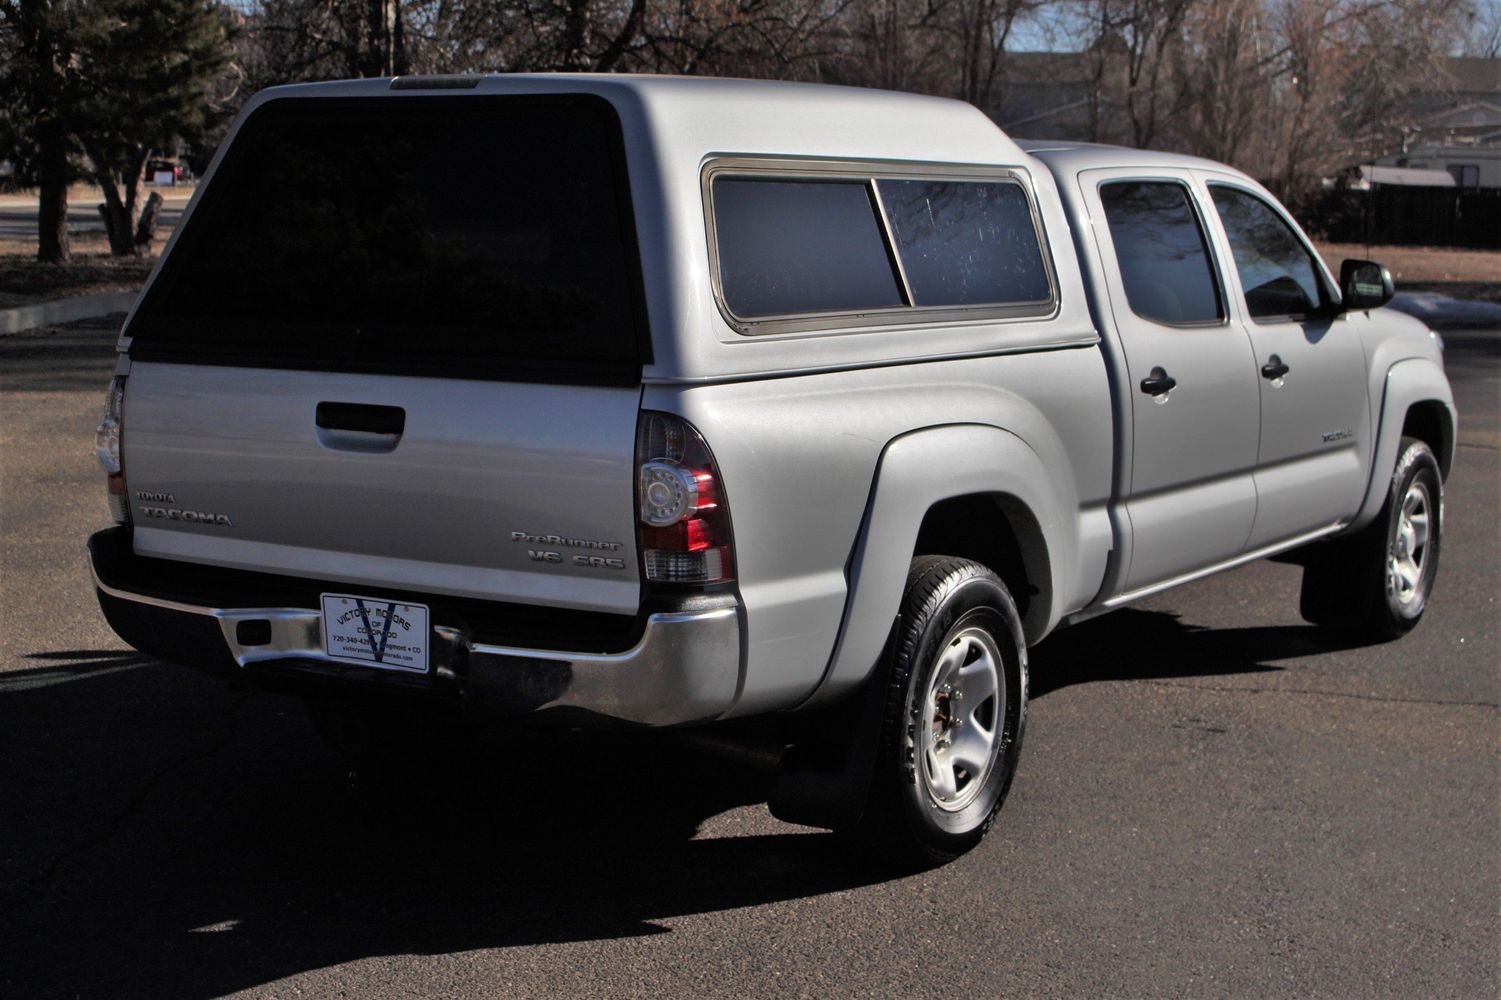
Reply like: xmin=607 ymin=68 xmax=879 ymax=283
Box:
xmin=857 ymin=556 xmax=1028 ymax=868
xmin=1300 ymin=436 xmax=1442 ymax=641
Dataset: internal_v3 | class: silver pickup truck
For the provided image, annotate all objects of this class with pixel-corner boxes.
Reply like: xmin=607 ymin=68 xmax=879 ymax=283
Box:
xmin=89 ymin=75 xmax=1455 ymax=866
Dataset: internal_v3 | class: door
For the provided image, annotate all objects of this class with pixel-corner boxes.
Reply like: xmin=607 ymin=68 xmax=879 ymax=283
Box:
xmin=1202 ymin=182 xmax=1372 ymax=550
xmin=1082 ymin=171 xmax=1261 ymax=592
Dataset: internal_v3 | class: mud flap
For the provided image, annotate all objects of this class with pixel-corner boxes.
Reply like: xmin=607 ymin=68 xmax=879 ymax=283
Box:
xmin=767 ymin=627 xmax=894 ymax=831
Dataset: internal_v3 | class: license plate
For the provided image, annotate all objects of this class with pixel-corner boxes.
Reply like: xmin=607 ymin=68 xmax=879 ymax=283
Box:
xmin=320 ymin=593 xmax=430 ymax=673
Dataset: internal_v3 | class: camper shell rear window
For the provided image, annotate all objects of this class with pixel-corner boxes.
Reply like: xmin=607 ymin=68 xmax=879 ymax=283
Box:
xmin=126 ymin=95 xmax=650 ymax=384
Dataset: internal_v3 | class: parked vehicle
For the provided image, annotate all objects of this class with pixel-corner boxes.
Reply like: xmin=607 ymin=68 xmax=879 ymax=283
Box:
xmin=91 ymin=75 xmax=1455 ymax=866
xmin=145 ymin=158 xmax=188 ymax=184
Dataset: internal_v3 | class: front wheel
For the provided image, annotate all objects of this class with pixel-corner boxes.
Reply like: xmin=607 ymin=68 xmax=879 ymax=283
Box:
xmin=1300 ymin=436 xmax=1443 ymax=640
xmin=857 ymin=556 xmax=1028 ymax=868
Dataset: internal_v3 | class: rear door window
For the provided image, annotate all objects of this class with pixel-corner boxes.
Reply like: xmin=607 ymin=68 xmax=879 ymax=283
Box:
xmin=1099 ymin=181 xmax=1224 ymax=326
xmin=126 ymin=96 xmax=648 ymax=384
xmin=1208 ymin=185 xmax=1328 ymax=320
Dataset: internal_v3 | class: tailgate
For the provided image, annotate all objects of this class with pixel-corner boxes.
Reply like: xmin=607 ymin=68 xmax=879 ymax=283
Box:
xmin=114 ymin=93 xmax=652 ymax=614
xmin=123 ymin=364 xmax=642 ymax=614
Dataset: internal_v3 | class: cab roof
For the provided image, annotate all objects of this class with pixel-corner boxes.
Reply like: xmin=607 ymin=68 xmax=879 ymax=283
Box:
xmin=1017 ymin=138 xmax=1251 ymax=180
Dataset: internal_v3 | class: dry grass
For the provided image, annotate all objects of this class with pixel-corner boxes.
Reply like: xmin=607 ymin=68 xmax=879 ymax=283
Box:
xmin=1314 ymin=244 xmax=1501 ymax=305
xmin=0 ymin=182 xmax=196 ymax=208
xmin=0 ymin=246 xmax=156 ymax=310
xmin=0 ymin=184 xmax=188 ymax=306
xmin=1315 ymin=243 xmax=1501 ymax=283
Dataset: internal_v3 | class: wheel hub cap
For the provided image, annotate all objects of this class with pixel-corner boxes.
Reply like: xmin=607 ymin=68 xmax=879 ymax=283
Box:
xmin=919 ymin=628 xmax=1004 ymax=813
xmin=1388 ymin=480 xmax=1431 ymax=606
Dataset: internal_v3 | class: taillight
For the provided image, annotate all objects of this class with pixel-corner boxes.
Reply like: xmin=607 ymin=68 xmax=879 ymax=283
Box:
xmin=95 ymin=377 xmax=129 ymax=525
xmin=636 ymin=412 xmax=733 ymax=584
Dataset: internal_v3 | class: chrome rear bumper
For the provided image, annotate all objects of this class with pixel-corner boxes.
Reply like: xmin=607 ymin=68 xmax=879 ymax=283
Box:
xmin=89 ymin=530 xmax=743 ymax=726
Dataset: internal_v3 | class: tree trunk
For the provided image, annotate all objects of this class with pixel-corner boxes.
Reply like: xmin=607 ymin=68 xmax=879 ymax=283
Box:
xmin=36 ymin=122 xmax=70 ymax=263
xmin=121 ymin=147 xmax=148 ymax=250
xmin=564 ymin=0 xmax=590 ymax=70
xmin=594 ymin=0 xmax=645 ymax=71
xmin=97 ymin=197 xmax=131 ymax=256
xmin=90 ymin=145 xmax=152 ymax=256
xmin=27 ymin=5 xmax=70 ymax=264
xmin=132 ymin=191 xmax=164 ymax=254
xmin=362 ymin=0 xmax=405 ymax=75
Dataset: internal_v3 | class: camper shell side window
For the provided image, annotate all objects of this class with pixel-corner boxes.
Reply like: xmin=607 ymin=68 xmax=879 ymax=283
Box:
xmin=703 ymin=159 xmax=1058 ymax=336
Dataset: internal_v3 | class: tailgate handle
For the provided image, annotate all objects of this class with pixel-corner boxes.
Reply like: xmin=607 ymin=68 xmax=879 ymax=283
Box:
xmin=316 ymin=402 xmax=406 ymax=436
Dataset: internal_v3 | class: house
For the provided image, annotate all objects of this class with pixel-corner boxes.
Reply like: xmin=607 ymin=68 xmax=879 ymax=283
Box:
xmin=1369 ymin=57 xmax=1501 ymax=188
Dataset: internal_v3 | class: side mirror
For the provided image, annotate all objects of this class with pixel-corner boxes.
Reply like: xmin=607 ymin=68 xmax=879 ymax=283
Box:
xmin=1340 ymin=259 xmax=1395 ymax=311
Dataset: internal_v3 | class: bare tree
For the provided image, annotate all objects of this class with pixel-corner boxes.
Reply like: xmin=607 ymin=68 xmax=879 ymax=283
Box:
xmin=1461 ymin=0 xmax=1500 ymax=57
xmin=835 ymin=0 xmax=946 ymax=92
xmin=1122 ymin=0 xmax=1188 ymax=146
xmin=1071 ymin=0 xmax=1207 ymax=148
xmin=638 ymin=0 xmax=849 ymax=79
xmin=923 ymin=0 xmax=1042 ymax=109
xmin=212 ymin=0 xmax=1481 ymax=220
xmin=1176 ymin=0 xmax=1274 ymax=166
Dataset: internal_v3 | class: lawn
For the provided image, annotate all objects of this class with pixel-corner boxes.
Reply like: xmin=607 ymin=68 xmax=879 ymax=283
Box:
xmin=1316 ymin=243 xmax=1501 ymax=304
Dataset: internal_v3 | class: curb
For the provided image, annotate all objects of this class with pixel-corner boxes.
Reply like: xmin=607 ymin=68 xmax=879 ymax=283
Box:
xmin=0 ymin=291 xmax=137 ymax=336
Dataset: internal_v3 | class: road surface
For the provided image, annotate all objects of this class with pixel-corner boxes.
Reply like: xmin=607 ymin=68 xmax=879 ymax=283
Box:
xmin=1 ymin=317 xmax=1496 ymax=999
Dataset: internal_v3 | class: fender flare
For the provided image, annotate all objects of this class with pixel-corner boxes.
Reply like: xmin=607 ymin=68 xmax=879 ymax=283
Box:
xmin=1351 ymin=358 xmax=1456 ymax=532
xmin=799 ymin=423 xmax=1075 ymax=709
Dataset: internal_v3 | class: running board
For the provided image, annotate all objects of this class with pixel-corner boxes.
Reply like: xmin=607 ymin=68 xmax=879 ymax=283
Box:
xmin=1062 ymin=522 xmax=1345 ymax=626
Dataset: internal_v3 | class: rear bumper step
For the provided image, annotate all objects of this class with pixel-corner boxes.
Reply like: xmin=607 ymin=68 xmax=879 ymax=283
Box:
xmin=88 ymin=529 xmax=743 ymax=726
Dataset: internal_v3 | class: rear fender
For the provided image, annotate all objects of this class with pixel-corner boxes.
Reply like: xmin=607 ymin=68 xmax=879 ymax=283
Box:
xmin=801 ymin=423 xmax=1072 ymax=709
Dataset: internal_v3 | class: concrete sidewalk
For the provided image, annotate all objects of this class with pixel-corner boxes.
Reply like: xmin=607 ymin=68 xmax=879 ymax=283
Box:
xmin=0 ymin=290 xmax=136 ymax=336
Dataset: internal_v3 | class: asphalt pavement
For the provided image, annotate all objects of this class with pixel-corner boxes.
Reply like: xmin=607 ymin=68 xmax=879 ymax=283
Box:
xmin=0 ymin=317 xmax=1496 ymax=999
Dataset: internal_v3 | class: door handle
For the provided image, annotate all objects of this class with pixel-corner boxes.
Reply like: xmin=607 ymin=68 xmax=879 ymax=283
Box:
xmin=1139 ymin=367 xmax=1177 ymax=397
xmin=316 ymin=402 xmax=406 ymax=435
xmin=1261 ymin=355 xmax=1290 ymax=381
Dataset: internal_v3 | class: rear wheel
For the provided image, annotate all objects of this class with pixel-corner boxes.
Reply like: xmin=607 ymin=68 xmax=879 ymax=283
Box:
xmin=857 ymin=556 xmax=1028 ymax=868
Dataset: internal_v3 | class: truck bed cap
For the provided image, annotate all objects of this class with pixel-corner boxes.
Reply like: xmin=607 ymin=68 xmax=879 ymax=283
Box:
xmin=251 ymin=73 xmax=1032 ymax=169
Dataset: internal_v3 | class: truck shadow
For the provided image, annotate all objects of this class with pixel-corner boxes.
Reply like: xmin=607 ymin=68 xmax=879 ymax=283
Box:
xmin=0 ymin=655 xmax=877 ymax=999
xmin=3 ymin=607 xmax=1369 ymax=999
xmin=1029 ymin=608 xmax=1374 ymax=697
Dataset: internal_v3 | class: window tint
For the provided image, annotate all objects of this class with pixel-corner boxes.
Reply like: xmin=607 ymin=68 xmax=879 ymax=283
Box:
xmin=713 ymin=177 xmax=904 ymax=318
xmin=127 ymin=97 xmax=646 ymax=382
xmin=1209 ymin=186 xmax=1326 ymax=319
xmin=1099 ymin=182 xmax=1223 ymax=325
xmin=877 ymin=179 xmax=1051 ymax=307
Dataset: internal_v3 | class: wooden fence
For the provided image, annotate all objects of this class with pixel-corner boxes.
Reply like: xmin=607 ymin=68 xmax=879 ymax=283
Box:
xmin=1308 ymin=187 xmax=1501 ymax=249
